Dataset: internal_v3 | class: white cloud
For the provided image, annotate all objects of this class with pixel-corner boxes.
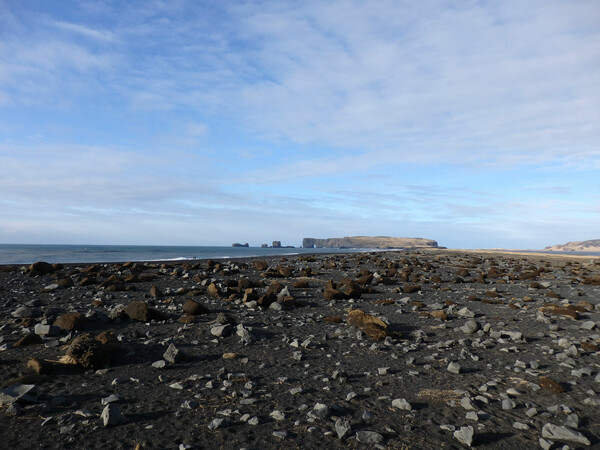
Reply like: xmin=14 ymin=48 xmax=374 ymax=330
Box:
xmin=50 ymin=20 xmax=117 ymax=42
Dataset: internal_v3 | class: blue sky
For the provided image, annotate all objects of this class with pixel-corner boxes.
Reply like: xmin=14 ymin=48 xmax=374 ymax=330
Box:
xmin=1 ymin=0 xmax=599 ymax=249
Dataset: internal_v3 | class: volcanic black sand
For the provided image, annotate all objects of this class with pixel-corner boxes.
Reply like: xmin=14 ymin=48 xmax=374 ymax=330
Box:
xmin=0 ymin=250 xmax=599 ymax=449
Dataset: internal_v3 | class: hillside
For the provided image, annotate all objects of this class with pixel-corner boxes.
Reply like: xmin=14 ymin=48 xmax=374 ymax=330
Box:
xmin=302 ymin=236 xmax=439 ymax=249
xmin=544 ymin=239 xmax=600 ymax=252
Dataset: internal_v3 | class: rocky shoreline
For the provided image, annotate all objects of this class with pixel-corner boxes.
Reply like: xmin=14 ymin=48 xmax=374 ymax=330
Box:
xmin=1 ymin=250 xmax=599 ymax=449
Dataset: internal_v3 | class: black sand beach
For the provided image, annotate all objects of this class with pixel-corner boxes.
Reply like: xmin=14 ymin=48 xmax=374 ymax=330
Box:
xmin=1 ymin=250 xmax=599 ymax=449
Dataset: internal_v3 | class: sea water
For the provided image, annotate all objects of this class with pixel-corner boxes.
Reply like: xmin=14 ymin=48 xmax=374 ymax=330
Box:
xmin=0 ymin=244 xmax=375 ymax=265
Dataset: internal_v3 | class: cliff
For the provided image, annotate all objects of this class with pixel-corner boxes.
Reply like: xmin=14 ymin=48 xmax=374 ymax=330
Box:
xmin=302 ymin=236 xmax=439 ymax=249
xmin=544 ymin=239 xmax=600 ymax=252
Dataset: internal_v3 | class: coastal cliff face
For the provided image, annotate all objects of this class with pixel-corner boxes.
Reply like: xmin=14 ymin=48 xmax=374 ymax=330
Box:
xmin=302 ymin=236 xmax=439 ymax=249
xmin=544 ymin=239 xmax=600 ymax=252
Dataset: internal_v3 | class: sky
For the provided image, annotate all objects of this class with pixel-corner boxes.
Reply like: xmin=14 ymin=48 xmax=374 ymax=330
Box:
xmin=1 ymin=0 xmax=599 ymax=249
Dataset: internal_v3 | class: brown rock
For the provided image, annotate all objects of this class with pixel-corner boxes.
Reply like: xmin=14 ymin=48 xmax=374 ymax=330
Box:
xmin=149 ymin=285 xmax=161 ymax=298
xmin=95 ymin=331 xmax=118 ymax=345
xmin=278 ymin=266 xmax=294 ymax=277
xmin=207 ymin=283 xmax=221 ymax=298
xmin=429 ymin=310 xmax=448 ymax=321
xmin=182 ymin=299 xmax=208 ymax=316
xmin=538 ymin=376 xmax=565 ymax=393
xmin=29 ymin=261 xmax=55 ymax=276
xmin=178 ymin=315 xmax=196 ymax=324
xmin=27 ymin=358 xmax=53 ymax=375
xmin=539 ymin=304 xmax=578 ymax=320
xmin=238 ymin=278 xmax=253 ymax=290
xmin=54 ymin=313 xmax=87 ymax=331
xmin=242 ymin=288 xmax=257 ymax=303
xmin=124 ymin=301 xmax=167 ymax=322
xmin=254 ymin=260 xmax=268 ymax=271
xmin=324 ymin=288 xmax=345 ymax=300
xmin=373 ymin=299 xmax=395 ymax=305
xmin=293 ymin=280 xmax=310 ymax=288
xmin=266 ymin=281 xmax=284 ymax=295
xmin=580 ymin=341 xmax=599 ymax=352
xmin=56 ymin=278 xmax=74 ymax=288
xmin=346 ymin=309 xmax=388 ymax=341
xmin=322 ymin=316 xmax=342 ymax=323
xmin=257 ymin=292 xmax=277 ymax=308
xmin=66 ymin=334 xmax=110 ymax=370
xmin=14 ymin=334 xmax=43 ymax=347
xmin=79 ymin=277 xmax=97 ymax=286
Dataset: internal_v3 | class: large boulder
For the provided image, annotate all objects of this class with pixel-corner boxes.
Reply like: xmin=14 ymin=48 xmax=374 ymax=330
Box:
xmin=28 ymin=262 xmax=55 ymax=276
xmin=347 ymin=309 xmax=388 ymax=341
xmin=65 ymin=334 xmax=110 ymax=370
xmin=54 ymin=313 xmax=87 ymax=331
xmin=124 ymin=301 xmax=167 ymax=322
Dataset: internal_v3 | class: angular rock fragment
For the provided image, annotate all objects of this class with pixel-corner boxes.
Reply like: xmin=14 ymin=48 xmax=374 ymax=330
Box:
xmin=54 ymin=312 xmax=86 ymax=331
xmin=182 ymin=299 xmax=208 ymax=316
xmin=454 ymin=426 xmax=474 ymax=447
xmin=0 ymin=383 xmax=37 ymax=405
xmin=538 ymin=376 xmax=565 ymax=394
xmin=346 ymin=309 xmax=388 ymax=341
xmin=355 ymin=431 xmax=383 ymax=444
xmin=101 ymin=403 xmax=126 ymax=427
xmin=163 ymin=344 xmax=182 ymax=364
xmin=14 ymin=334 xmax=43 ymax=347
xmin=124 ymin=301 xmax=167 ymax=322
xmin=541 ymin=423 xmax=590 ymax=446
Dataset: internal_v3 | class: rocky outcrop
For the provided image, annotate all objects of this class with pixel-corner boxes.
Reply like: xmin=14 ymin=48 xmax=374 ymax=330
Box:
xmin=302 ymin=236 xmax=439 ymax=249
xmin=232 ymin=243 xmax=249 ymax=247
xmin=544 ymin=239 xmax=600 ymax=252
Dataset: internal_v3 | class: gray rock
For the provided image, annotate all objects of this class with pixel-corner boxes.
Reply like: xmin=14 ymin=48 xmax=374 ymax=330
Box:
xmin=248 ymin=416 xmax=260 ymax=425
xmin=335 ymin=418 xmax=352 ymax=439
xmin=581 ymin=321 xmax=596 ymax=330
xmin=307 ymin=403 xmax=330 ymax=420
xmin=11 ymin=306 xmax=41 ymax=319
xmin=460 ymin=397 xmax=475 ymax=410
xmin=101 ymin=404 xmax=126 ymax=426
xmin=465 ymin=411 xmax=478 ymax=421
xmin=453 ymin=425 xmax=474 ymax=447
xmin=272 ymin=430 xmax=288 ymax=439
xmin=541 ymin=423 xmax=590 ymax=446
xmin=355 ymin=430 xmax=383 ymax=444
xmin=181 ymin=400 xmax=198 ymax=409
xmin=0 ymin=383 xmax=37 ymax=405
xmin=392 ymin=398 xmax=412 ymax=411
xmin=152 ymin=360 xmax=167 ymax=369
xmin=564 ymin=413 xmax=580 ymax=428
xmin=236 ymin=324 xmax=256 ymax=345
xmin=210 ymin=324 xmax=232 ymax=337
xmin=163 ymin=343 xmax=182 ymax=364
xmin=270 ymin=410 xmax=285 ymax=421
xmin=6 ymin=403 xmax=22 ymax=416
xmin=208 ymin=418 xmax=225 ymax=430
xmin=447 ymin=362 xmax=461 ymax=374
xmin=502 ymin=399 xmax=516 ymax=410
xmin=101 ymin=393 xmax=123 ymax=405
xmin=34 ymin=324 xmax=59 ymax=336
xmin=462 ymin=320 xmax=479 ymax=334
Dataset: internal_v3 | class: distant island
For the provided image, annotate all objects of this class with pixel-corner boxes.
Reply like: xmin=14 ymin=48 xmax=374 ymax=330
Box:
xmin=302 ymin=236 xmax=439 ymax=249
xmin=544 ymin=239 xmax=600 ymax=252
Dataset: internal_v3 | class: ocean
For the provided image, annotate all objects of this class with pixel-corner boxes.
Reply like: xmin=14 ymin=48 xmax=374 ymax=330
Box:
xmin=0 ymin=244 xmax=376 ymax=265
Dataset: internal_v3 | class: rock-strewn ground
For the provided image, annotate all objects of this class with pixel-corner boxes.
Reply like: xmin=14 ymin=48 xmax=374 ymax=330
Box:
xmin=1 ymin=250 xmax=599 ymax=449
